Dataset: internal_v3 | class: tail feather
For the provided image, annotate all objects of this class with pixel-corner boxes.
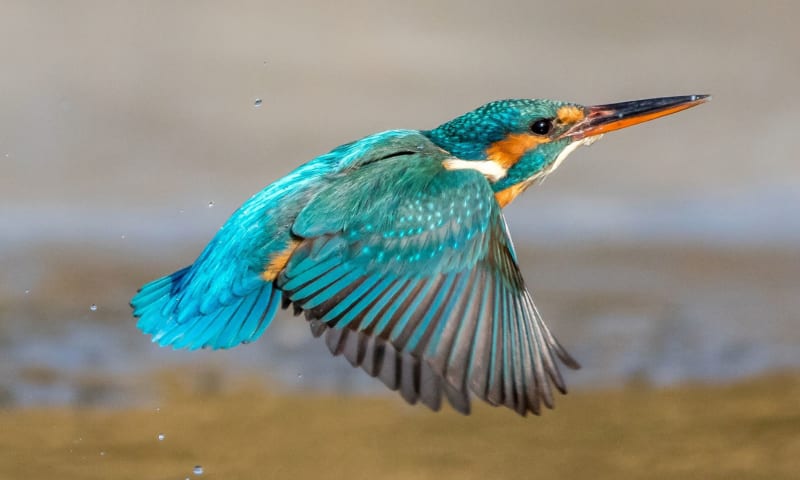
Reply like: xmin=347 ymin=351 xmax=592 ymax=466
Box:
xmin=132 ymin=266 xmax=281 ymax=350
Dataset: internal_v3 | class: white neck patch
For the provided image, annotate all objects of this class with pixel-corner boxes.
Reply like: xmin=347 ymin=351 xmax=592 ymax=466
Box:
xmin=442 ymin=158 xmax=507 ymax=182
xmin=442 ymin=134 xmax=602 ymax=184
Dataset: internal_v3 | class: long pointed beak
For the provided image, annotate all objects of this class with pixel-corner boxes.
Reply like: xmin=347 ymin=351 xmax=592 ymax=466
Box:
xmin=563 ymin=95 xmax=710 ymax=140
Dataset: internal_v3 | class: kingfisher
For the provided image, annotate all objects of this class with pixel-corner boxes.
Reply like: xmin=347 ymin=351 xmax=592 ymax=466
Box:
xmin=132 ymin=95 xmax=708 ymax=416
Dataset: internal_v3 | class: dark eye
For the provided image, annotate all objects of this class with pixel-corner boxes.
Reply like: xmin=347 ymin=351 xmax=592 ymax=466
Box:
xmin=530 ymin=118 xmax=553 ymax=135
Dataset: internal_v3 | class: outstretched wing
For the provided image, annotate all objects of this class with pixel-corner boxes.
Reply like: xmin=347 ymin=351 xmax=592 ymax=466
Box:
xmin=132 ymin=130 xmax=432 ymax=350
xmin=278 ymin=149 xmax=578 ymax=415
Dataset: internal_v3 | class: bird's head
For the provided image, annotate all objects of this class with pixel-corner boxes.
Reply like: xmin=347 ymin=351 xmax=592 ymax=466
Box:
xmin=425 ymin=95 xmax=709 ymax=206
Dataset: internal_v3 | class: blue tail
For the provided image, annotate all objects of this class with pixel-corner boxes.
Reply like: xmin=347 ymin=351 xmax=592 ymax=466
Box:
xmin=131 ymin=266 xmax=282 ymax=350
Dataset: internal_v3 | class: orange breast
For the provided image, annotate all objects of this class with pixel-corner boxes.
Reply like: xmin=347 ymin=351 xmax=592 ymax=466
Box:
xmin=494 ymin=183 xmax=528 ymax=208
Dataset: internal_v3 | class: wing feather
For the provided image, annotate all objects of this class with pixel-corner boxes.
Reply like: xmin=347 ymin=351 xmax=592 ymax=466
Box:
xmin=276 ymin=151 xmax=578 ymax=415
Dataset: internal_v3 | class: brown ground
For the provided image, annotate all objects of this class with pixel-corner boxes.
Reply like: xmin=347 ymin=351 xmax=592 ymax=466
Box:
xmin=2 ymin=373 xmax=798 ymax=480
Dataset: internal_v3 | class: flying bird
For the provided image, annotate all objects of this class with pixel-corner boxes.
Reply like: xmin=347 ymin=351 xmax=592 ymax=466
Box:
xmin=132 ymin=95 xmax=708 ymax=415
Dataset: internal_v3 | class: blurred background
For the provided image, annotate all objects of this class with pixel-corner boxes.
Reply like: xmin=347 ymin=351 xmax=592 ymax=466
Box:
xmin=1 ymin=1 xmax=798 ymax=478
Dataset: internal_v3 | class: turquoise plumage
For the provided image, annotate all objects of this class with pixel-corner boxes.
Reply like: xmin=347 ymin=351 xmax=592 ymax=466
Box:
xmin=132 ymin=95 xmax=708 ymax=415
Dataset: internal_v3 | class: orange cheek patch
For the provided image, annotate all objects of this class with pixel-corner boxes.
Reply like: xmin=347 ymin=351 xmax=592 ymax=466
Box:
xmin=557 ymin=105 xmax=585 ymax=124
xmin=262 ymin=239 xmax=301 ymax=281
xmin=485 ymin=133 xmax=549 ymax=169
xmin=494 ymin=183 xmax=528 ymax=208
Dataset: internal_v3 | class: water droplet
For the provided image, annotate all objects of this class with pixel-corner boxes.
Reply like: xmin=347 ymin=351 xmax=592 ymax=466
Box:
xmin=193 ymin=465 xmax=204 ymax=475
xmin=89 ymin=304 xmax=98 ymax=312
xmin=254 ymin=98 xmax=263 ymax=107
xmin=99 ymin=451 xmax=105 ymax=456
xmin=296 ymin=373 xmax=303 ymax=380
xmin=120 ymin=234 xmax=126 ymax=239
xmin=208 ymin=201 xmax=215 ymax=208
xmin=157 ymin=433 xmax=165 ymax=441
xmin=24 ymin=289 xmax=30 ymax=294
xmin=4 ymin=153 xmax=9 ymax=158
xmin=178 ymin=209 xmax=185 ymax=214
xmin=155 ymin=407 xmax=161 ymax=413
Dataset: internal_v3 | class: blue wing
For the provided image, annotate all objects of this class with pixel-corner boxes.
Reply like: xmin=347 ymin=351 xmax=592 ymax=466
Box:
xmin=279 ymin=149 xmax=579 ymax=415
xmin=131 ymin=130 xmax=434 ymax=350
xmin=131 ymin=129 xmax=578 ymax=416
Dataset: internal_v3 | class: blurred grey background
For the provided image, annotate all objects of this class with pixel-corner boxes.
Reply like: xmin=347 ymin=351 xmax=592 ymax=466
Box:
xmin=1 ymin=0 xmax=798 ymax=406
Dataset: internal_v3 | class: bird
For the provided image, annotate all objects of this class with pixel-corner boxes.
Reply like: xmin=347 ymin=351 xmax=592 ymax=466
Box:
xmin=132 ymin=94 xmax=708 ymax=416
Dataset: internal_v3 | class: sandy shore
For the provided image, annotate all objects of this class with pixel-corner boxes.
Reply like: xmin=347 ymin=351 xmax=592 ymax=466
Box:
xmin=1 ymin=373 xmax=798 ymax=480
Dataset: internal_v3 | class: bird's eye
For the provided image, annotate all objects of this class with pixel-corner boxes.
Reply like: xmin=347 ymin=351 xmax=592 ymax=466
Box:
xmin=530 ymin=118 xmax=553 ymax=136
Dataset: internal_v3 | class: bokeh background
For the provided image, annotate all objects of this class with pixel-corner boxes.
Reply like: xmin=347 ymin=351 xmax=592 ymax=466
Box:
xmin=1 ymin=1 xmax=798 ymax=478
